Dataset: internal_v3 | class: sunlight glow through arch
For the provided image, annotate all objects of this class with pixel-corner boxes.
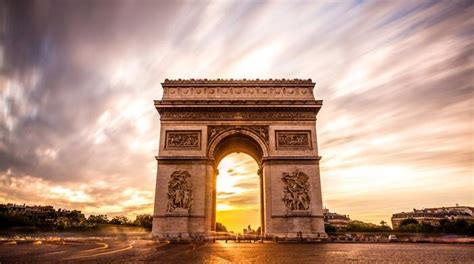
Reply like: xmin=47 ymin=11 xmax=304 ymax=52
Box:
xmin=216 ymin=153 xmax=260 ymax=233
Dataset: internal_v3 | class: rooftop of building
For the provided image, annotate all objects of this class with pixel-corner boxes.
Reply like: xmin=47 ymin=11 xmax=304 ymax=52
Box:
xmin=323 ymin=208 xmax=351 ymax=219
xmin=392 ymin=206 xmax=473 ymax=218
xmin=393 ymin=205 xmax=473 ymax=214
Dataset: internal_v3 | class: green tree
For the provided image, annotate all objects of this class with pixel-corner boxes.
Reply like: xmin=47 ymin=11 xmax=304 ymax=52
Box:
xmin=109 ymin=215 xmax=130 ymax=225
xmin=325 ymin=223 xmax=337 ymax=233
xmin=133 ymin=214 xmax=153 ymax=229
xmin=215 ymin=222 xmax=228 ymax=232
xmin=88 ymin=214 xmax=109 ymax=224
xmin=400 ymin=218 xmax=418 ymax=226
xmin=419 ymin=222 xmax=435 ymax=233
xmin=0 ymin=214 xmax=34 ymax=227
xmin=346 ymin=220 xmax=392 ymax=232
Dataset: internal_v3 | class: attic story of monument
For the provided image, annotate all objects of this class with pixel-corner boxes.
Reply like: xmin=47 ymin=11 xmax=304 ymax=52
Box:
xmin=152 ymin=79 xmax=326 ymax=239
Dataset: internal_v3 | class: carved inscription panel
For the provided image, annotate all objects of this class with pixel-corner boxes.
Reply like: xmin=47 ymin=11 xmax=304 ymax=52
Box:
xmin=165 ymin=130 xmax=201 ymax=150
xmin=275 ymin=130 xmax=312 ymax=149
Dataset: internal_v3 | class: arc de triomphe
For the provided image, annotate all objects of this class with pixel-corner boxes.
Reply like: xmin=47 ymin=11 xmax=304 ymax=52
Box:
xmin=152 ymin=79 xmax=326 ymax=239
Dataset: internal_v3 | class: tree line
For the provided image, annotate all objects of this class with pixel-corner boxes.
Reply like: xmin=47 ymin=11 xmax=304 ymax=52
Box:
xmin=0 ymin=204 xmax=152 ymax=231
xmin=395 ymin=218 xmax=474 ymax=235
xmin=325 ymin=218 xmax=474 ymax=235
xmin=325 ymin=220 xmax=391 ymax=233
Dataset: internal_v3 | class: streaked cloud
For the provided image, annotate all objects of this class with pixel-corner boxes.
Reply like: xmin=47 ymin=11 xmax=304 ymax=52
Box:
xmin=1 ymin=0 xmax=472 ymax=226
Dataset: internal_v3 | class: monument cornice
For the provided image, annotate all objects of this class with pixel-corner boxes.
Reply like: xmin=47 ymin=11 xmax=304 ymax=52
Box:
xmin=155 ymin=99 xmax=322 ymax=105
xmin=271 ymin=214 xmax=324 ymax=218
xmin=157 ymin=109 xmax=320 ymax=121
xmin=162 ymin=78 xmax=315 ymax=87
xmin=155 ymin=100 xmax=322 ymax=113
xmin=155 ymin=156 xmax=208 ymax=160
xmin=156 ymin=106 xmax=321 ymax=114
xmin=263 ymin=156 xmax=322 ymax=161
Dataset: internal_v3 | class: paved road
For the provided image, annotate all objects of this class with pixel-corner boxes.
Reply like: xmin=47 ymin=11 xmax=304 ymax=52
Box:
xmin=1 ymin=239 xmax=473 ymax=263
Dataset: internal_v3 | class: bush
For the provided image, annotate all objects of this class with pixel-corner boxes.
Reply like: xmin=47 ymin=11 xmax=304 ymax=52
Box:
xmin=325 ymin=224 xmax=337 ymax=233
xmin=109 ymin=215 xmax=131 ymax=225
xmin=400 ymin=218 xmax=418 ymax=226
xmin=0 ymin=214 xmax=34 ymax=227
xmin=216 ymin=222 xmax=228 ymax=232
xmin=345 ymin=220 xmax=392 ymax=232
xmin=88 ymin=214 xmax=109 ymax=224
xmin=133 ymin=214 xmax=153 ymax=229
xmin=396 ymin=219 xmax=474 ymax=235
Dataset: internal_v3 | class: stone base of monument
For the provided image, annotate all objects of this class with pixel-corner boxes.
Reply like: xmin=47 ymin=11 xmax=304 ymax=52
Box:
xmin=264 ymin=211 xmax=328 ymax=242
xmin=158 ymin=210 xmax=191 ymax=241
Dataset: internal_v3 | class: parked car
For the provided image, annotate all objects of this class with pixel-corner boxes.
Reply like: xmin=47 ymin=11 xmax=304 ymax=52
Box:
xmin=388 ymin=235 xmax=398 ymax=242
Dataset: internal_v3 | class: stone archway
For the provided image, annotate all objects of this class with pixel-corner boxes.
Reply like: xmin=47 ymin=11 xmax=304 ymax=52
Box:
xmin=152 ymin=79 xmax=326 ymax=240
xmin=208 ymin=128 xmax=267 ymax=234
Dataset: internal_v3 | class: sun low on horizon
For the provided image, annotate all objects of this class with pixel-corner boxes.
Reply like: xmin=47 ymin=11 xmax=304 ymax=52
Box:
xmin=216 ymin=153 xmax=260 ymax=233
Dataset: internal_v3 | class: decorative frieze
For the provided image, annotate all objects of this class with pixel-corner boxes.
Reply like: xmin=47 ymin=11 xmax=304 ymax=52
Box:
xmin=160 ymin=111 xmax=317 ymax=121
xmin=275 ymin=130 xmax=312 ymax=149
xmin=165 ymin=130 xmax=201 ymax=150
xmin=282 ymin=170 xmax=311 ymax=211
xmin=163 ymin=79 xmax=314 ymax=100
xmin=207 ymin=125 xmax=269 ymax=147
xmin=163 ymin=87 xmax=313 ymax=99
xmin=166 ymin=170 xmax=193 ymax=212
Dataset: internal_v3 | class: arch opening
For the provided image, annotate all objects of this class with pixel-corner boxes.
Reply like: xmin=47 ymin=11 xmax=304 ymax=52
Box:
xmin=215 ymin=153 xmax=261 ymax=235
xmin=210 ymin=132 xmax=267 ymax=235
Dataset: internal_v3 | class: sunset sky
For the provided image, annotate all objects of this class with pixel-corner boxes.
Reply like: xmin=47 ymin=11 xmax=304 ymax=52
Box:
xmin=1 ymin=1 xmax=472 ymax=230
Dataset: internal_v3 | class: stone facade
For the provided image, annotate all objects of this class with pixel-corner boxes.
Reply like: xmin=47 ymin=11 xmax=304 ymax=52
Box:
xmin=152 ymin=79 xmax=326 ymax=239
xmin=323 ymin=208 xmax=351 ymax=229
xmin=391 ymin=205 xmax=474 ymax=228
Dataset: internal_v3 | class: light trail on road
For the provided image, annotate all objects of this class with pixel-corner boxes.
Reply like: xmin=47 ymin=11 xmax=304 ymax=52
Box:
xmin=79 ymin=242 xmax=108 ymax=253
xmin=66 ymin=241 xmax=135 ymax=260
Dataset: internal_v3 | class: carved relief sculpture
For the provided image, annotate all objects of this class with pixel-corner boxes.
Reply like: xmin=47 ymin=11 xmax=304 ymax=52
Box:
xmin=207 ymin=126 xmax=230 ymax=143
xmin=248 ymin=126 xmax=269 ymax=144
xmin=276 ymin=130 xmax=311 ymax=149
xmin=281 ymin=170 xmax=310 ymax=211
xmin=165 ymin=131 xmax=201 ymax=149
xmin=166 ymin=170 xmax=193 ymax=212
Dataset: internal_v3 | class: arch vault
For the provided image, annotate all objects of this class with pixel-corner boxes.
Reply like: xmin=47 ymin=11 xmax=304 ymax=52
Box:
xmin=152 ymin=79 xmax=326 ymax=239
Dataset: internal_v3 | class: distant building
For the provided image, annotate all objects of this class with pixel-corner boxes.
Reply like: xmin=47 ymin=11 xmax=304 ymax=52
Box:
xmin=323 ymin=208 xmax=351 ymax=229
xmin=391 ymin=204 xmax=474 ymax=228
xmin=243 ymin=224 xmax=257 ymax=235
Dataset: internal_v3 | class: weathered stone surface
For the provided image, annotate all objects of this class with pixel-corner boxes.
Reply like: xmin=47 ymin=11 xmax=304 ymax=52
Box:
xmin=152 ymin=79 xmax=326 ymax=239
xmin=166 ymin=171 xmax=193 ymax=212
xmin=165 ymin=131 xmax=201 ymax=150
xmin=161 ymin=79 xmax=316 ymax=100
xmin=276 ymin=130 xmax=312 ymax=149
xmin=282 ymin=170 xmax=311 ymax=211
